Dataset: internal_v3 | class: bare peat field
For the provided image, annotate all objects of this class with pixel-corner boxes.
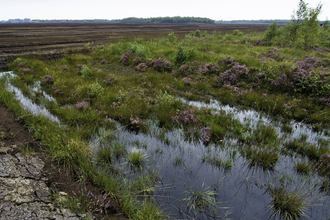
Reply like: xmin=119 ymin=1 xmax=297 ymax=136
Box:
xmin=0 ymin=23 xmax=268 ymax=67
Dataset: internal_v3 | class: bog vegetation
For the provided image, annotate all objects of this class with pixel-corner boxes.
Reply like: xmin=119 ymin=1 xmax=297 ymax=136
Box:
xmin=1 ymin=1 xmax=330 ymax=219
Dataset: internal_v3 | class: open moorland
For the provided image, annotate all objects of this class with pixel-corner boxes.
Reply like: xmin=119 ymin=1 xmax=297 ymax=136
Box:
xmin=1 ymin=6 xmax=330 ymax=219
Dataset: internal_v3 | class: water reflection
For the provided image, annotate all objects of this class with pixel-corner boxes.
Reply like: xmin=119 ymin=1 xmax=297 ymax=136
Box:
xmin=0 ymin=71 xmax=60 ymax=124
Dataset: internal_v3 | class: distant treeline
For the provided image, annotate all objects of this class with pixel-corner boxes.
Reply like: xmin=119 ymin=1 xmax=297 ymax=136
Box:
xmin=2 ymin=18 xmax=328 ymax=25
xmin=215 ymin=20 xmax=292 ymax=24
xmin=0 ymin=17 xmax=214 ymax=24
xmin=0 ymin=18 xmax=31 ymax=23
xmin=111 ymin=16 xmax=214 ymax=24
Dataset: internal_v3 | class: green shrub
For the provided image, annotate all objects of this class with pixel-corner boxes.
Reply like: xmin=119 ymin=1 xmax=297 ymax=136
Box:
xmin=263 ymin=22 xmax=279 ymax=42
xmin=81 ymin=65 xmax=94 ymax=79
xmin=172 ymin=46 xmax=193 ymax=65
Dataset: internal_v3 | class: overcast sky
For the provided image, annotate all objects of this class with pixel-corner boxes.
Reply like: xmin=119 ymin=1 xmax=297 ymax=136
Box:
xmin=0 ymin=0 xmax=329 ymax=21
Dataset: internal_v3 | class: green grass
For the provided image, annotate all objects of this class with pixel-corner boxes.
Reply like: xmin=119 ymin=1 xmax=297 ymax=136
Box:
xmin=128 ymin=148 xmax=147 ymax=169
xmin=294 ymin=160 xmax=311 ymax=175
xmin=269 ymin=186 xmax=307 ymax=220
xmin=243 ymin=147 xmax=279 ymax=170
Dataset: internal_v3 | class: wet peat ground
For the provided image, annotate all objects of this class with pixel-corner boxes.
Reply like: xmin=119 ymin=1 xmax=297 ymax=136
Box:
xmin=0 ymin=102 xmax=126 ymax=219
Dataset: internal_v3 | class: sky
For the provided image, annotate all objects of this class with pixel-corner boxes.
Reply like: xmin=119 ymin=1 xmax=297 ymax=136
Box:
xmin=0 ymin=0 xmax=329 ymax=21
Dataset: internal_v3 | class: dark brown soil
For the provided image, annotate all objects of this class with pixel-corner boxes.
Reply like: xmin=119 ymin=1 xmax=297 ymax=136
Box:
xmin=0 ymin=102 xmax=126 ymax=219
xmin=0 ymin=23 xmax=269 ymax=68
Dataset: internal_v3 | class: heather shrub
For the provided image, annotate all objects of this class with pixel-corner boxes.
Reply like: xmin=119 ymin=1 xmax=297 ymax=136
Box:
xmin=153 ymin=58 xmax=171 ymax=72
xmin=40 ymin=75 xmax=53 ymax=86
xmin=133 ymin=56 xmax=143 ymax=65
xmin=218 ymin=57 xmax=236 ymax=72
xmin=214 ymin=62 xmax=249 ymax=88
xmin=135 ymin=63 xmax=148 ymax=72
xmin=178 ymin=61 xmax=202 ymax=76
xmin=177 ymin=61 xmax=218 ymax=76
xmin=103 ymin=75 xmax=117 ymax=86
xmin=260 ymin=49 xmax=284 ymax=62
xmin=119 ymin=51 xmax=133 ymax=65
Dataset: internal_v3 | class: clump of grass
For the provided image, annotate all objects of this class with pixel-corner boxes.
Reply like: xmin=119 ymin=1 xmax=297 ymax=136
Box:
xmin=112 ymin=142 xmax=126 ymax=158
xmin=321 ymin=177 xmax=330 ymax=195
xmin=207 ymin=156 xmax=233 ymax=170
xmin=294 ymin=160 xmax=311 ymax=175
xmin=268 ymin=186 xmax=307 ymax=220
xmin=128 ymin=147 xmax=147 ymax=169
xmin=173 ymin=157 xmax=184 ymax=166
xmin=253 ymin=125 xmax=278 ymax=144
xmin=282 ymin=123 xmax=293 ymax=133
xmin=243 ymin=147 xmax=279 ymax=170
xmin=96 ymin=146 xmax=112 ymax=164
xmin=181 ymin=184 xmax=218 ymax=217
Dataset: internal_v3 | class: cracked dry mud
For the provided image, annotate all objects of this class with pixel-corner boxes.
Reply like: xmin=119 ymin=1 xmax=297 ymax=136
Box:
xmin=0 ymin=151 xmax=83 ymax=220
xmin=0 ymin=103 xmax=88 ymax=220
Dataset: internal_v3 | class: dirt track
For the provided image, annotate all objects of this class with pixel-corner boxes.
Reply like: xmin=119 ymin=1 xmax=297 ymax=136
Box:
xmin=0 ymin=23 xmax=269 ymax=68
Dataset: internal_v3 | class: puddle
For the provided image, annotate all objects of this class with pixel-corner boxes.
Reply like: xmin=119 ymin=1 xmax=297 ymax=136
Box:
xmin=180 ymin=98 xmax=329 ymax=145
xmin=90 ymin=119 xmax=330 ymax=220
xmin=0 ymin=71 xmax=60 ymax=124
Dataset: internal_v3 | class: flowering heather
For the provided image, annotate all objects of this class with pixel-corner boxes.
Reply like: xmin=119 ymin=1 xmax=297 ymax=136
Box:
xmin=203 ymin=135 xmax=210 ymax=144
xmin=135 ymin=63 xmax=148 ymax=72
xmin=171 ymin=109 xmax=197 ymax=124
xmin=178 ymin=61 xmax=201 ymax=76
xmin=59 ymin=65 xmax=68 ymax=70
xmin=75 ymin=101 xmax=89 ymax=110
xmin=320 ymin=96 xmax=330 ymax=107
xmin=22 ymin=68 xmax=31 ymax=72
xmin=283 ymin=102 xmax=295 ymax=110
xmin=77 ymin=64 xmax=83 ymax=68
xmin=71 ymin=188 xmax=113 ymax=216
xmin=214 ymin=62 xmax=249 ymax=87
xmin=100 ymin=59 xmax=107 ymax=64
xmin=54 ymin=89 xmax=64 ymax=94
xmin=261 ymin=49 xmax=283 ymax=61
xmin=120 ymin=51 xmax=132 ymax=65
xmin=93 ymin=68 xmax=99 ymax=71
xmin=133 ymin=56 xmax=143 ymax=64
xmin=196 ymin=63 xmax=219 ymax=75
xmin=153 ymin=58 xmax=171 ymax=72
xmin=218 ymin=57 xmax=236 ymax=71
xmin=103 ymin=75 xmax=117 ymax=85
xmin=18 ymin=62 xmax=25 ymax=67
xmin=182 ymin=77 xmax=191 ymax=85
xmin=178 ymin=61 xmax=217 ymax=76
xmin=145 ymin=58 xmax=154 ymax=67
xmin=129 ymin=115 xmax=146 ymax=131
xmin=40 ymin=75 xmax=54 ymax=86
